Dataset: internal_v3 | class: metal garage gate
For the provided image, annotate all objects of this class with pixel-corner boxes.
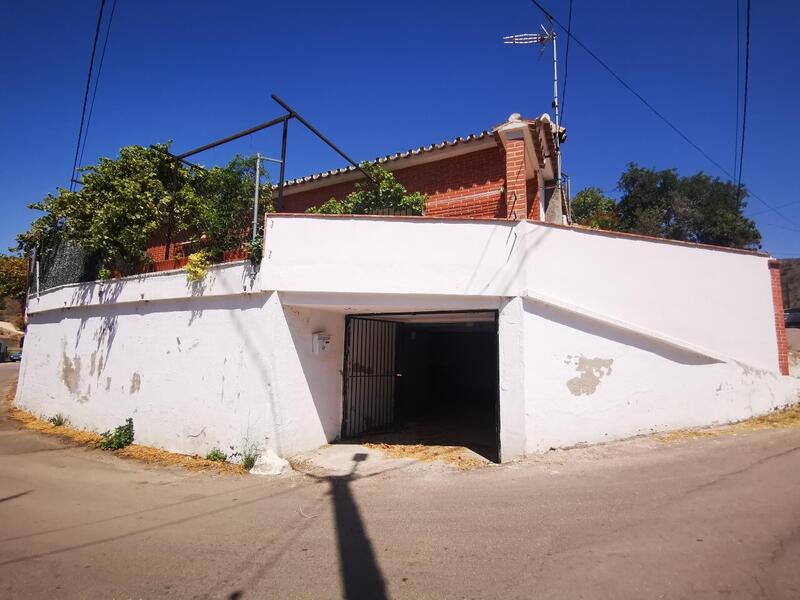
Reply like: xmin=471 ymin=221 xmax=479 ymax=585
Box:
xmin=341 ymin=316 xmax=398 ymax=438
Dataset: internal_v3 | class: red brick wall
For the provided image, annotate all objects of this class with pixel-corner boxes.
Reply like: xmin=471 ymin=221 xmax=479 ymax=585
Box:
xmin=146 ymin=142 xmax=544 ymax=263
xmin=503 ymin=138 xmax=526 ymax=219
xmin=145 ymin=228 xmax=194 ymax=263
xmin=281 ymin=146 xmax=508 ymax=219
xmin=769 ymin=260 xmax=790 ymax=375
xmin=526 ymin=178 xmax=541 ymax=221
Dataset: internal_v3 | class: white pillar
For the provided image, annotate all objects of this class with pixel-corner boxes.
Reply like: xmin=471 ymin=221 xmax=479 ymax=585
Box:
xmin=498 ymin=296 xmax=526 ymax=462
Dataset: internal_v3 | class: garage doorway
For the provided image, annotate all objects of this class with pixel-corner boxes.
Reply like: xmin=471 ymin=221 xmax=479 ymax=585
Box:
xmin=341 ymin=311 xmax=499 ymax=462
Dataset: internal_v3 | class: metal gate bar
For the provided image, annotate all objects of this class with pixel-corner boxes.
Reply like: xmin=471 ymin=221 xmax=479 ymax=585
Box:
xmin=342 ymin=316 xmax=397 ymax=438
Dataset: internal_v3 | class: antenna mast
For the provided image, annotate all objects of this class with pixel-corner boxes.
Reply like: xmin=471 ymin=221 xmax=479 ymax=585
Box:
xmin=503 ymin=24 xmax=565 ymax=223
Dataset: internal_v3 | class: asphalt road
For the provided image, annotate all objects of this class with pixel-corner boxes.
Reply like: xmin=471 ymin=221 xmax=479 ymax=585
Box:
xmin=1 ymin=362 xmax=799 ymax=599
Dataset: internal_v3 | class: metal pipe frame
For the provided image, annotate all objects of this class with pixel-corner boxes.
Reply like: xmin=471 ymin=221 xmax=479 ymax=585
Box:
xmin=149 ymin=145 xmax=206 ymax=171
xmin=176 ymin=114 xmax=291 ymax=160
xmin=159 ymin=93 xmax=376 ymax=218
xmin=271 ymin=94 xmax=379 ymax=187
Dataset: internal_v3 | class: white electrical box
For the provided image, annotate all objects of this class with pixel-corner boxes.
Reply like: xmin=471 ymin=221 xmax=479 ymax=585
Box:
xmin=312 ymin=332 xmax=332 ymax=355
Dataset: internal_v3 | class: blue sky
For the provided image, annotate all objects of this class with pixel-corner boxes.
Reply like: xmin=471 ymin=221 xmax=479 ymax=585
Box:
xmin=2 ymin=0 xmax=799 ymax=256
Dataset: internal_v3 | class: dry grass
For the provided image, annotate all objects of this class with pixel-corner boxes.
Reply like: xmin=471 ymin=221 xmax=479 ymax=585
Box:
xmin=657 ymin=403 xmax=800 ymax=443
xmin=363 ymin=442 xmax=490 ymax=470
xmin=4 ymin=377 xmax=245 ymax=475
xmin=115 ymin=444 xmax=245 ymax=474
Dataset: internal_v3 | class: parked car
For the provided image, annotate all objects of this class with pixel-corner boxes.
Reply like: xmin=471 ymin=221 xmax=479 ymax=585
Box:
xmin=785 ymin=308 xmax=800 ymax=329
xmin=9 ymin=351 xmax=22 ymax=362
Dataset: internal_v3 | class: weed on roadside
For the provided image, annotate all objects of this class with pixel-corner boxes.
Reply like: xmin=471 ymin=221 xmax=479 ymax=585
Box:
xmin=242 ymin=447 xmax=259 ymax=471
xmin=98 ymin=418 xmax=134 ymax=450
xmin=229 ymin=440 xmax=260 ymax=471
xmin=48 ymin=413 xmax=68 ymax=427
xmin=206 ymin=447 xmax=227 ymax=462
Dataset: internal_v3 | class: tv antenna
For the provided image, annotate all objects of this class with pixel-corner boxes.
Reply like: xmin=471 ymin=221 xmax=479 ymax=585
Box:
xmin=503 ymin=24 xmax=566 ymax=221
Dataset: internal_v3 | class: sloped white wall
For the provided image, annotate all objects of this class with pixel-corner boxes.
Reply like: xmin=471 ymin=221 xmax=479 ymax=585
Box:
xmin=522 ymin=299 xmax=797 ymax=453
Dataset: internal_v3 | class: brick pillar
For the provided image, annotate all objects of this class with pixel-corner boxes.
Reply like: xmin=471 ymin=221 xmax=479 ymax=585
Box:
xmin=769 ymin=260 xmax=790 ymax=375
xmin=504 ymin=136 xmax=526 ymax=220
xmin=527 ymin=182 xmax=541 ymax=220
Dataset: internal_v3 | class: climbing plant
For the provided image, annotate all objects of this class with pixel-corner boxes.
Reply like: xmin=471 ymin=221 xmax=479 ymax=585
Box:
xmin=185 ymin=154 xmax=271 ymax=260
xmin=306 ymin=162 xmax=426 ymax=215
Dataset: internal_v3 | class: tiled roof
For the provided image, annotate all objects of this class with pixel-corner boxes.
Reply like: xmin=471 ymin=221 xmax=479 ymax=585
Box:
xmin=281 ymin=130 xmax=495 ymax=188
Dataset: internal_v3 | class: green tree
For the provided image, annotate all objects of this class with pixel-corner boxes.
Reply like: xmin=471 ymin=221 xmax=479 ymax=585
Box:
xmin=307 ymin=162 xmax=426 ymax=215
xmin=0 ymin=254 xmax=27 ymax=301
xmin=16 ymin=147 xmax=270 ymax=271
xmin=571 ymin=187 xmax=619 ymax=230
xmin=615 ymin=163 xmax=760 ymax=249
xmin=17 ymin=144 xmax=191 ymax=271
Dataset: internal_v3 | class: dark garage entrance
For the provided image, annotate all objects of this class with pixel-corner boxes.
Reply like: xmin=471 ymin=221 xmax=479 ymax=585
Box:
xmin=341 ymin=311 xmax=499 ymax=462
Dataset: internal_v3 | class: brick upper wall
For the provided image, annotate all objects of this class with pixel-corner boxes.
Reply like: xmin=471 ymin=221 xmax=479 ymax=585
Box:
xmin=281 ymin=145 xmax=511 ymax=219
xmin=147 ymin=142 xmax=542 ymax=262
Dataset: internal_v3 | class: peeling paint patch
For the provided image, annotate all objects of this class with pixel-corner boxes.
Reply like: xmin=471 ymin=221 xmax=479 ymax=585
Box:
xmin=130 ymin=373 xmax=142 ymax=394
xmin=566 ymin=355 xmax=614 ymax=396
xmin=61 ymin=353 xmax=80 ymax=394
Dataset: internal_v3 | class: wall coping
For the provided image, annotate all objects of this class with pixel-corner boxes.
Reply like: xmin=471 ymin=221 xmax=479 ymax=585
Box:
xmin=267 ymin=213 xmax=771 ymax=258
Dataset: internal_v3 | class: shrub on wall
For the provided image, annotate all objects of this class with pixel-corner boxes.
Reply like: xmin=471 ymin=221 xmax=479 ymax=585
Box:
xmin=16 ymin=148 xmax=270 ymax=276
xmin=184 ymin=251 xmax=212 ymax=282
xmin=306 ymin=162 xmax=426 ymax=216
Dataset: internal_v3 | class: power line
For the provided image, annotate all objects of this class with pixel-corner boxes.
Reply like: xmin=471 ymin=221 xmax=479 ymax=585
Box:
xmin=77 ymin=0 xmax=118 ymax=176
xmin=528 ymin=0 xmax=800 ymax=230
xmin=758 ymin=221 xmax=800 ymax=234
xmin=734 ymin=0 xmax=741 ymax=177
xmin=528 ymin=0 xmax=729 ymax=176
xmin=69 ymin=0 xmax=106 ymax=192
xmin=559 ymin=0 xmax=573 ymax=122
xmin=735 ymin=0 xmax=751 ymax=196
xmin=751 ymin=200 xmax=800 ymax=217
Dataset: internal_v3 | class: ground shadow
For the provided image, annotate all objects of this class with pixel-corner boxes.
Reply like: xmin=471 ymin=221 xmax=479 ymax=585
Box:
xmin=329 ymin=454 xmax=388 ymax=599
xmin=305 ymin=453 xmax=388 ymax=600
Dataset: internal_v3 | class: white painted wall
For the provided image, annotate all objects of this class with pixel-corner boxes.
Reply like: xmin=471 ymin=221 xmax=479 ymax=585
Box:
xmin=262 ymin=215 xmax=521 ymax=296
xmin=16 ymin=216 xmax=798 ymax=463
xmin=264 ymin=215 xmax=781 ymax=372
xmin=522 ymin=298 xmax=797 ymax=453
xmin=17 ymin=263 xmax=345 ymax=459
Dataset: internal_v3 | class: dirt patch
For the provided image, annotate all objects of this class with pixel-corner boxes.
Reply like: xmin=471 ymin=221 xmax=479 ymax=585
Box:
xmin=363 ymin=443 xmax=490 ymax=470
xmin=4 ymin=377 xmax=245 ymax=475
xmin=657 ymin=403 xmax=800 ymax=443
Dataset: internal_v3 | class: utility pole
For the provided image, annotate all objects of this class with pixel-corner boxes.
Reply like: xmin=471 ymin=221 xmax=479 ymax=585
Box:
xmin=550 ymin=30 xmax=561 ymax=190
xmin=252 ymin=153 xmax=261 ymax=242
xmin=503 ymin=25 xmax=565 ymax=223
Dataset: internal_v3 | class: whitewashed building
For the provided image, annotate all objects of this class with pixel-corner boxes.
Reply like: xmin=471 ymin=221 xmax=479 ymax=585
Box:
xmin=16 ymin=214 xmax=798 ymax=463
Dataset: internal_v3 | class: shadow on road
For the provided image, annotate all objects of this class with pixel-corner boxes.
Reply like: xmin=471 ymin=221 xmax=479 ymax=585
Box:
xmin=221 ymin=453 xmax=390 ymax=599
xmin=328 ymin=453 xmax=388 ymax=600
xmin=0 ymin=490 xmax=32 ymax=503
